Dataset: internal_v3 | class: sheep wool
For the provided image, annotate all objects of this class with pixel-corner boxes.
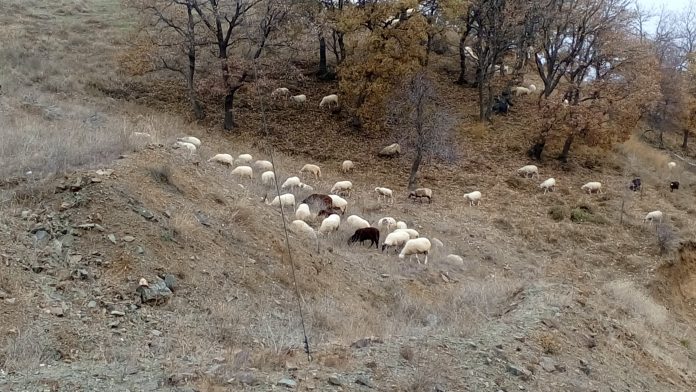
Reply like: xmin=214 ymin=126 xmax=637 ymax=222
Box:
xmin=231 ymin=165 xmax=253 ymax=179
xmin=341 ymin=160 xmax=354 ymax=173
xmin=399 ymin=237 xmax=432 ymax=264
xmin=208 ymin=153 xmax=234 ymax=166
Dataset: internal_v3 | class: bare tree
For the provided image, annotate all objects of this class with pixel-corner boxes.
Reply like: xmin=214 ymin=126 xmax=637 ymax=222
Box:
xmin=631 ymin=0 xmax=654 ymax=43
xmin=192 ymin=0 xmax=290 ymax=130
xmin=387 ymin=71 xmax=456 ymax=190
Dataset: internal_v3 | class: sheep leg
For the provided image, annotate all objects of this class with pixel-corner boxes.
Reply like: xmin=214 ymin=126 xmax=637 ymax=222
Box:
xmin=415 ymin=254 xmax=421 ymax=264
xmin=424 ymin=253 xmax=428 ymax=265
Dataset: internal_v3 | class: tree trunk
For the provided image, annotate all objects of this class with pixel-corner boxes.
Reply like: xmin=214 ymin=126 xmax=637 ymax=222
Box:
xmin=559 ymin=133 xmax=574 ymax=162
xmin=424 ymin=33 xmax=433 ymax=66
xmin=683 ymin=128 xmax=690 ymax=149
xmin=528 ymin=140 xmax=545 ymax=160
xmin=337 ymin=32 xmax=346 ymax=64
xmin=457 ymin=35 xmax=468 ymax=85
xmin=318 ymin=33 xmax=328 ymax=76
xmin=186 ymin=69 xmax=204 ymax=121
xmin=477 ymin=67 xmax=485 ymax=121
xmin=223 ymin=91 xmax=235 ymax=130
xmin=186 ymin=4 xmax=204 ymax=120
xmin=407 ymin=147 xmax=423 ymax=190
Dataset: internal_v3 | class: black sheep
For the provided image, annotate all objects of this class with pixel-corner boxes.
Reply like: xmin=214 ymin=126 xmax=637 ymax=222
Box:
xmin=670 ymin=181 xmax=680 ymax=192
xmin=348 ymin=227 xmax=380 ymax=248
xmin=629 ymin=178 xmax=641 ymax=192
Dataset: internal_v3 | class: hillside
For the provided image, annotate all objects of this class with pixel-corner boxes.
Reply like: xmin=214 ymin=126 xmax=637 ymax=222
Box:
xmin=2 ymin=1 xmax=696 ymax=391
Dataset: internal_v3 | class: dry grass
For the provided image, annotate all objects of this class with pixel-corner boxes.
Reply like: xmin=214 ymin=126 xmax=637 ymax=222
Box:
xmin=1 ymin=325 xmax=58 ymax=372
xmin=605 ymin=279 xmax=668 ymax=329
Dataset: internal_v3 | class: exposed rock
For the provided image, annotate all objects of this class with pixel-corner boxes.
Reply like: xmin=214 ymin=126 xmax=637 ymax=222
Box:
xmin=539 ymin=357 xmax=556 ymax=373
xmin=5 ymin=298 xmax=17 ymax=305
xmin=236 ymin=372 xmax=257 ymax=385
xmin=506 ymin=364 xmax=532 ymax=380
xmin=137 ymin=279 xmax=173 ymax=304
xmin=110 ymin=310 xmax=126 ymax=317
xmin=151 ymin=330 xmax=162 ymax=337
xmin=278 ymin=377 xmax=297 ymax=388
xmin=163 ymin=274 xmax=177 ymax=291
xmin=328 ymin=375 xmax=342 ymax=386
xmin=351 ymin=336 xmax=383 ymax=349
xmin=34 ymin=230 xmax=51 ymax=246
xmin=356 ymin=375 xmax=374 ymax=388
xmin=87 ymin=301 xmax=97 ymax=308
xmin=107 ymin=234 xmax=117 ymax=244
xmin=123 ymin=235 xmax=135 ymax=242
xmin=50 ymin=307 xmax=65 ymax=317
xmin=71 ymin=268 xmax=91 ymax=281
xmin=21 ymin=210 xmax=31 ymax=219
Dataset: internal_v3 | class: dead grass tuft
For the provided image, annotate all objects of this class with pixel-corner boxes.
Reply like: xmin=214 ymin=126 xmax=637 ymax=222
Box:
xmin=1 ymin=325 xmax=59 ymax=372
xmin=605 ymin=279 xmax=668 ymax=328
xmin=399 ymin=345 xmax=416 ymax=362
xmin=537 ymin=332 xmax=562 ymax=355
xmin=548 ymin=205 xmax=567 ymax=221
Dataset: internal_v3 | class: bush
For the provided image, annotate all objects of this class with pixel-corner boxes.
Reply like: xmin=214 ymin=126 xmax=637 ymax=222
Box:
xmin=548 ymin=205 xmax=566 ymax=221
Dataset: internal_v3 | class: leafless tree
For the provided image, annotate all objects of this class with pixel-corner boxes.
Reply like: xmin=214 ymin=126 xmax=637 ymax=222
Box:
xmin=631 ymin=0 xmax=654 ymax=43
xmin=387 ymin=71 xmax=456 ymax=190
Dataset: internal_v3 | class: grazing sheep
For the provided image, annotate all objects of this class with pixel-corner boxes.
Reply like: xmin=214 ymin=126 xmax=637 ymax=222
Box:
xmin=295 ymin=203 xmax=312 ymax=222
xmin=291 ymin=219 xmax=317 ymax=240
xmin=271 ymin=87 xmax=290 ymax=99
xmin=643 ymin=210 xmax=663 ymax=224
xmin=629 ymin=178 xmax=641 ymax=192
xmin=330 ymin=181 xmax=353 ymax=197
xmin=174 ymin=141 xmax=197 ymax=152
xmin=290 ymin=94 xmax=307 ymax=104
xmin=261 ymin=170 xmax=275 ymax=186
xmin=510 ymin=84 xmax=537 ymax=96
xmin=396 ymin=221 xmax=407 ymax=230
xmin=342 ymin=160 xmax=354 ymax=173
xmin=378 ymin=143 xmax=401 ymax=157
xmin=539 ymin=178 xmax=556 ymax=194
xmin=298 ymin=183 xmax=314 ymax=192
xmin=348 ymin=227 xmax=380 ymax=248
xmin=208 ymin=153 xmax=234 ymax=166
xmin=381 ymin=230 xmax=411 ymax=254
xmin=492 ymin=95 xmax=513 ymax=115
xmin=378 ymin=217 xmax=397 ymax=233
xmin=264 ymin=193 xmax=296 ymax=211
xmin=463 ymin=191 xmax=482 ymax=206
xmin=177 ymin=136 xmax=201 ymax=147
xmin=346 ymin=215 xmax=370 ymax=229
xmin=254 ymin=160 xmax=273 ymax=172
xmin=581 ymin=181 xmax=602 ymax=194
xmin=302 ymin=194 xmax=333 ymax=211
xmin=432 ymin=238 xmax=444 ymax=248
xmin=231 ymin=165 xmax=253 ymax=179
xmin=131 ymin=132 xmax=152 ymax=139
xmin=319 ymin=94 xmax=339 ymax=108
xmin=408 ymin=188 xmax=432 ymax=203
xmin=399 ymin=238 xmax=432 ymax=264
xmin=327 ymin=194 xmax=348 ymax=214
xmin=517 ymin=165 xmax=539 ymax=179
xmin=375 ymin=187 xmax=394 ymax=204
xmin=317 ymin=207 xmax=343 ymax=218
xmin=236 ymin=154 xmax=253 ymax=165
xmin=300 ymin=164 xmax=322 ymax=179
xmin=393 ymin=228 xmax=419 ymax=239
xmin=668 ymin=161 xmax=677 ymax=170
xmin=281 ymin=176 xmax=302 ymax=190
xmin=318 ymin=214 xmax=341 ymax=234
xmin=670 ymin=181 xmax=680 ymax=192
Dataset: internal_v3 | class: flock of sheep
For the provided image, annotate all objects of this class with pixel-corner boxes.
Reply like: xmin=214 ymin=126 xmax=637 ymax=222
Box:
xmin=169 ymin=131 xmax=681 ymax=265
xmin=270 ymin=87 xmax=339 ymax=109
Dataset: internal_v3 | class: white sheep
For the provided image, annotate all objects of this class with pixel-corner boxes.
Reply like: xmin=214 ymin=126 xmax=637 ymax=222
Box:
xmin=375 ymin=187 xmax=394 ymax=204
xmin=330 ymin=181 xmax=353 ymax=197
xmin=291 ymin=219 xmax=316 ymax=240
xmin=393 ymin=228 xmax=419 ymax=239
xmin=511 ymin=84 xmax=537 ymax=96
xmin=295 ymin=203 xmax=312 ymax=222
xmin=290 ymin=94 xmax=307 ymax=104
xmin=174 ymin=141 xmax=197 ymax=152
xmin=281 ymin=176 xmax=302 ymax=190
xmin=318 ymin=214 xmax=341 ymax=234
xmin=643 ymin=210 xmax=663 ymax=224
xmin=271 ymin=87 xmax=290 ymax=99
xmin=300 ymin=164 xmax=322 ymax=179
xmin=381 ymin=230 xmax=411 ymax=254
xmin=298 ymin=183 xmax=314 ymax=192
xmin=378 ymin=217 xmax=397 ymax=233
xmin=378 ymin=143 xmax=401 ymax=157
xmin=231 ymin=165 xmax=253 ymax=179
xmin=399 ymin=238 xmax=432 ymax=264
xmin=264 ymin=193 xmax=296 ymax=211
xmin=236 ymin=154 xmax=253 ymax=164
xmin=668 ymin=161 xmax=677 ymax=170
xmin=463 ymin=191 xmax=482 ymax=207
xmin=319 ymin=94 xmax=339 ymax=108
xmin=208 ymin=153 xmax=234 ymax=166
xmin=346 ymin=215 xmax=370 ymax=229
xmin=581 ymin=181 xmax=602 ymax=194
xmin=432 ymin=238 xmax=444 ymax=248
xmin=517 ymin=164 xmax=539 ymax=179
xmin=328 ymin=194 xmax=348 ymax=213
xmin=261 ymin=170 xmax=275 ymax=186
xmin=131 ymin=131 xmax=152 ymax=139
xmin=177 ymin=136 xmax=201 ymax=147
xmin=539 ymin=178 xmax=556 ymax=194
xmin=396 ymin=221 xmax=407 ymax=230
xmin=254 ymin=160 xmax=273 ymax=172
xmin=342 ymin=160 xmax=354 ymax=173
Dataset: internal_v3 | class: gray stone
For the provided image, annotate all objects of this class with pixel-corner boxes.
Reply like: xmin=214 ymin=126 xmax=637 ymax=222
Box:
xmin=151 ymin=330 xmax=162 ymax=337
xmin=136 ymin=246 xmax=144 ymax=255
xmin=34 ymin=230 xmax=50 ymax=245
xmin=278 ymin=378 xmax=297 ymax=388
xmin=136 ymin=280 xmax=173 ymax=304
xmin=123 ymin=235 xmax=135 ymax=243
xmin=107 ymin=234 xmax=117 ymax=244
xmin=237 ymin=372 xmax=257 ymax=385
xmin=5 ymin=298 xmax=17 ymax=305
xmin=21 ymin=210 xmax=31 ymax=219
xmin=163 ymin=274 xmax=177 ymax=291
xmin=110 ymin=310 xmax=126 ymax=317
xmin=328 ymin=375 xmax=342 ymax=386
xmin=50 ymin=307 xmax=65 ymax=317
xmin=506 ymin=364 xmax=532 ymax=380
xmin=87 ymin=301 xmax=97 ymax=308
xmin=355 ymin=376 xmax=374 ymax=388
xmin=539 ymin=357 xmax=556 ymax=373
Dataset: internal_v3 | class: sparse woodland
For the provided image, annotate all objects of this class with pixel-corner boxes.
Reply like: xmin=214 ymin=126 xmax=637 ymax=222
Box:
xmin=123 ymin=0 xmax=695 ymax=163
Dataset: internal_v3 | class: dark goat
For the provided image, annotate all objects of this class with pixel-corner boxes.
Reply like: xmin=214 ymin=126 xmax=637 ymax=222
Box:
xmin=491 ymin=95 xmax=513 ymax=115
xmin=670 ymin=181 xmax=680 ymax=192
xmin=629 ymin=178 xmax=641 ymax=192
xmin=302 ymin=193 xmax=333 ymax=210
xmin=317 ymin=207 xmax=342 ymax=218
xmin=348 ymin=227 xmax=380 ymax=248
